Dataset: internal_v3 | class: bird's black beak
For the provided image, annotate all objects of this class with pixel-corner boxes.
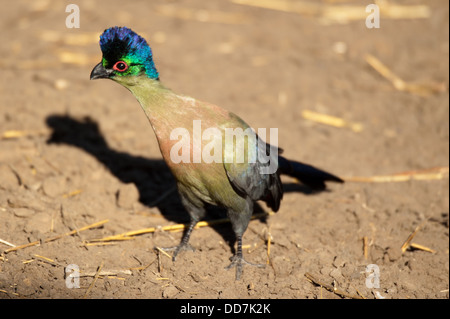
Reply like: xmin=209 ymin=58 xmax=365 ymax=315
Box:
xmin=90 ymin=62 xmax=111 ymax=80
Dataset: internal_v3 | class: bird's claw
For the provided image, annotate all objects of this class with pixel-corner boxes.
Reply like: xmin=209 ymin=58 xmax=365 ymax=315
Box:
xmin=225 ymin=255 xmax=265 ymax=280
xmin=159 ymin=243 xmax=196 ymax=261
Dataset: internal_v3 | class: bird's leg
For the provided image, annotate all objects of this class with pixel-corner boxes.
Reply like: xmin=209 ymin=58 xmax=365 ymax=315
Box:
xmin=160 ymin=190 xmax=205 ymax=261
xmin=225 ymin=235 xmax=265 ymax=280
xmin=160 ymin=218 xmax=197 ymax=261
xmin=225 ymin=202 xmax=265 ymax=280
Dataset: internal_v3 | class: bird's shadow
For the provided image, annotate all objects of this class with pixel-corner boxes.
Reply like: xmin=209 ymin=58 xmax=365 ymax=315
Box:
xmin=45 ymin=114 xmax=321 ymax=255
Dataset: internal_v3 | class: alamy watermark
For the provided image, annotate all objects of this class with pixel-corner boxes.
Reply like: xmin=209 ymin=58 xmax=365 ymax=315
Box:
xmin=366 ymin=4 xmax=380 ymax=29
xmin=65 ymin=4 xmax=80 ymax=28
xmin=65 ymin=3 xmax=380 ymax=30
xmin=65 ymin=264 xmax=80 ymax=289
xmin=365 ymin=264 xmax=381 ymax=289
xmin=169 ymin=120 xmax=279 ymax=175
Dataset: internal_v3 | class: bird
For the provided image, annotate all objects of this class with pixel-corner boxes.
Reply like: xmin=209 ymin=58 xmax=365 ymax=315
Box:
xmin=90 ymin=26 xmax=343 ymax=280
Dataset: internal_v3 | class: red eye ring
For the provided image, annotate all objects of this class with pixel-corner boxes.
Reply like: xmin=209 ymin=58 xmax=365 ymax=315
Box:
xmin=113 ymin=61 xmax=128 ymax=72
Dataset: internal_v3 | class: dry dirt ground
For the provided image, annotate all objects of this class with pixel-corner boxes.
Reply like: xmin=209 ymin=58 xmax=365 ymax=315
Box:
xmin=0 ymin=0 xmax=448 ymax=299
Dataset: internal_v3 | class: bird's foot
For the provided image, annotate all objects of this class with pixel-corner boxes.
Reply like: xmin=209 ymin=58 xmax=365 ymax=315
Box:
xmin=225 ymin=255 xmax=265 ymax=280
xmin=159 ymin=243 xmax=195 ymax=261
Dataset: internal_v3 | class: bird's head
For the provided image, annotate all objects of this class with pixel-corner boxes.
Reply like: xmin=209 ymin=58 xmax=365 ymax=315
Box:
xmin=90 ymin=26 xmax=159 ymax=82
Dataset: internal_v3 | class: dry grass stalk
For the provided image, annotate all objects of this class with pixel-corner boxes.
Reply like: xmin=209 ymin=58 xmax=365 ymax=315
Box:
xmin=39 ymin=30 xmax=100 ymax=46
xmin=401 ymin=220 xmax=427 ymax=253
xmin=157 ymin=249 xmax=163 ymax=273
xmin=366 ymin=54 xmax=446 ymax=97
xmin=0 ymin=238 xmax=15 ymax=247
xmin=45 ymin=219 xmax=109 ymax=243
xmin=83 ymin=261 xmax=104 ymax=299
xmin=3 ymin=219 xmax=108 ymax=254
xmin=409 ymin=243 xmax=436 ymax=254
xmin=156 ymin=5 xmax=250 ymax=24
xmin=79 ymin=269 xmax=132 ymax=277
xmin=129 ymin=259 xmax=157 ymax=271
xmin=350 ymin=284 xmax=367 ymax=299
xmin=1 ymin=129 xmax=50 ymax=140
xmin=366 ymin=54 xmax=407 ymax=90
xmin=84 ymin=242 xmax=117 ymax=247
xmin=231 ymin=0 xmax=430 ymax=23
xmin=1 ymin=51 xmax=98 ymax=70
xmin=155 ymin=247 xmax=173 ymax=259
xmin=33 ymin=254 xmax=61 ymax=267
xmin=90 ymin=212 xmax=274 ymax=243
xmin=56 ymin=51 xmax=99 ymax=66
xmin=302 ymin=110 xmax=363 ymax=132
xmin=363 ymin=236 xmax=369 ymax=260
xmin=305 ymin=272 xmax=363 ymax=299
xmin=6 ymin=60 xmax=58 ymax=70
xmin=0 ymin=289 xmax=20 ymax=297
xmin=266 ymin=227 xmax=272 ymax=265
xmin=4 ymin=241 xmax=41 ymax=253
xmin=345 ymin=166 xmax=449 ymax=183
xmin=62 ymin=189 xmax=83 ymax=198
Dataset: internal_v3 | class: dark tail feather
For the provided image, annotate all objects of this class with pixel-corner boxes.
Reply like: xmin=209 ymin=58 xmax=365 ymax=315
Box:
xmin=278 ymin=156 xmax=344 ymax=190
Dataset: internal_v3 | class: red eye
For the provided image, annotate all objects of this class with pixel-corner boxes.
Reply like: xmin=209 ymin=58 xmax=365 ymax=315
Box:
xmin=113 ymin=61 xmax=128 ymax=72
